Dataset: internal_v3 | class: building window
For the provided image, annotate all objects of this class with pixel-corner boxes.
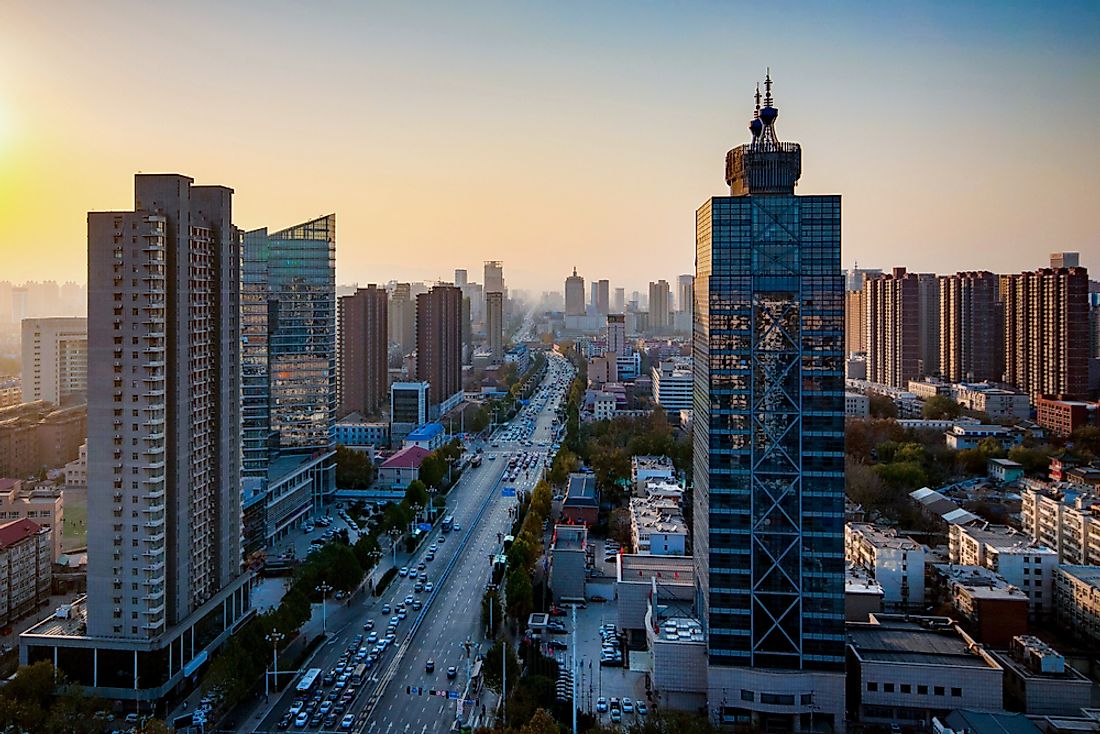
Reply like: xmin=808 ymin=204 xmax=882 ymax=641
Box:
xmin=934 ymin=686 xmax=945 ymax=696
xmin=917 ymin=685 xmax=928 ymax=695
xmin=951 ymin=688 xmax=962 ymax=697
xmin=760 ymin=693 xmax=794 ymax=706
xmin=867 ymin=682 xmax=878 ymax=692
xmin=883 ymin=683 xmax=894 ymax=693
xmin=900 ymin=684 xmax=911 ymax=694
xmin=740 ymin=690 xmax=754 ymax=702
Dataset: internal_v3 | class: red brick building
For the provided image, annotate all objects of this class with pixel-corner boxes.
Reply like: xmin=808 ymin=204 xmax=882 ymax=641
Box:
xmin=1036 ymin=396 xmax=1100 ymax=437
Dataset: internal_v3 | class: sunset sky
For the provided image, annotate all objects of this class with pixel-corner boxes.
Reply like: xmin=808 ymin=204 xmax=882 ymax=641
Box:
xmin=0 ymin=1 xmax=1097 ymax=294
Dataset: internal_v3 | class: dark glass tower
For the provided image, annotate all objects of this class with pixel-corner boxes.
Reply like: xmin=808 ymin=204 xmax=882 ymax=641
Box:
xmin=694 ymin=75 xmax=846 ymax=727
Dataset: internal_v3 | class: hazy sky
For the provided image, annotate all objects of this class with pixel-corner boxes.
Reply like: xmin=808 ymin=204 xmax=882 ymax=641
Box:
xmin=0 ymin=1 xmax=1097 ymax=294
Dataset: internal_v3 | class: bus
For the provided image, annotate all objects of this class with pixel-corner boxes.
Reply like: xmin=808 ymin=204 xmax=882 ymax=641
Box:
xmin=350 ymin=663 xmax=368 ymax=686
xmin=296 ymin=668 xmax=322 ymax=695
xmin=441 ymin=516 xmax=454 ymax=533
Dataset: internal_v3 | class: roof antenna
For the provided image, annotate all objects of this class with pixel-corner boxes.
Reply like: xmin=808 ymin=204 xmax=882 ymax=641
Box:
xmin=754 ymin=83 xmax=762 ymax=118
xmin=764 ymin=67 xmax=773 ymax=107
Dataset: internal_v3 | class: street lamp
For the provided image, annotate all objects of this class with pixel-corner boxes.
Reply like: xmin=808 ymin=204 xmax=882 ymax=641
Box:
xmin=428 ymin=488 xmax=438 ymax=521
xmin=265 ymin=630 xmax=285 ymax=696
xmin=411 ymin=503 xmax=424 ymax=534
xmin=388 ymin=527 xmax=401 ymax=565
xmin=316 ymin=582 xmax=333 ymax=635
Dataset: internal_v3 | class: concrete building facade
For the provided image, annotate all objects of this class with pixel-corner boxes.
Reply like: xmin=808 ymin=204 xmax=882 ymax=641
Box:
xmin=20 ymin=317 xmax=88 ymax=405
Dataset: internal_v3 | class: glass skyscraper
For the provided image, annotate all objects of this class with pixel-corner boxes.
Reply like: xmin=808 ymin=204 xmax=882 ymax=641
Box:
xmin=694 ymin=76 xmax=846 ymax=729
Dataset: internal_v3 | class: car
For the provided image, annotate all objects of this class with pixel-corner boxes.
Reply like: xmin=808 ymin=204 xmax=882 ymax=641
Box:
xmin=398 ymin=567 xmax=408 ymax=577
xmin=404 ymin=595 xmax=414 ymax=605
xmin=381 ymin=604 xmax=391 ymax=613
xmin=453 ymin=523 xmax=461 ymax=531
xmin=324 ymin=714 xmax=338 ymax=729
xmin=289 ymin=702 xmax=304 ymax=715
xmin=622 ymin=697 xmax=633 ymax=713
xmin=426 ymin=552 xmax=435 ymax=562
xmin=390 ymin=615 xmax=399 ymax=625
xmin=340 ymin=714 xmax=355 ymax=730
xmin=309 ymin=715 xmax=323 ymax=729
xmin=429 ymin=544 xmax=437 ymax=552
xmin=636 ymin=703 xmax=649 ymax=717
xmin=398 ymin=609 xmax=407 ymax=619
xmin=363 ymin=620 xmax=374 ymax=631
xmin=425 ymin=659 xmax=435 ymax=673
xmin=367 ymin=632 xmax=378 ymax=643
xmin=414 ymin=582 xmax=424 ymax=592
xmin=437 ymin=535 xmax=445 ymax=543
xmin=610 ymin=709 xmax=622 ymax=723
xmin=596 ymin=697 xmax=608 ymax=713
xmin=412 ymin=600 xmax=422 ymax=610
xmin=419 ymin=572 xmax=428 ymax=582
xmin=447 ymin=666 xmax=457 ymax=680
xmin=277 ymin=715 xmax=292 ymax=730
xmin=294 ymin=712 xmax=309 ymax=729
xmin=417 ymin=562 xmax=426 ymax=571
xmin=425 ymin=582 xmax=434 ymax=592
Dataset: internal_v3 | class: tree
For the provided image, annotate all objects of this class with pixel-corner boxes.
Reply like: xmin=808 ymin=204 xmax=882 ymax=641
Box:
xmin=1070 ymin=426 xmax=1100 ymax=458
xmin=519 ymin=708 xmax=560 ymax=734
xmin=419 ymin=453 xmax=448 ymax=489
xmin=334 ymin=445 xmax=375 ymax=489
xmin=608 ymin=507 xmax=633 ymax=550
xmin=1008 ymin=445 xmax=1053 ymax=475
xmin=481 ymin=589 xmax=502 ymax=636
xmin=505 ymin=567 xmax=534 ymax=621
xmin=869 ymin=394 xmax=897 ymax=419
xmin=353 ymin=534 xmax=382 ymax=571
xmin=923 ymin=394 xmax=962 ymax=420
xmin=482 ymin=640 xmax=521 ymax=693
xmin=404 ymin=479 xmax=430 ymax=507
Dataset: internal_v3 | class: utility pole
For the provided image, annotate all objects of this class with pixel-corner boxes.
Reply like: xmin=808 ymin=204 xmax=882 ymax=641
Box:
xmin=316 ymin=582 xmax=333 ymax=635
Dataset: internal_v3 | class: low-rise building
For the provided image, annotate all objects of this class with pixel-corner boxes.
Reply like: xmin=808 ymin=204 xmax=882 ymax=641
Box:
xmin=846 ymin=614 xmax=1004 ymax=728
xmin=1020 ymin=482 xmax=1100 ymax=566
xmin=1036 ymin=396 xmax=1100 ymax=437
xmin=0 ymin=479 xmax=62 ymax=562
xmin=629 ymin=495 xmax=686 ymax=555
xmin=561 ymin=473 xmax=598 ymax=526
xmin=0 ymin=378 xmax=20 ymax=410
xmin=615 ymin=554 xmax=693 ymax=643
xmin=549 ymin=524 xmax=587 ymax=602
xmin=0 ymin=518 xmax=51 ymax=627
xmin=845 ymin=523 xmax=925 ymax=608
xmin=930 ymin=564 xmax=1028 ymax=647
xmin=907 ymin=379 xmax=951 ymax=400
xmin=592 ymin=391 xmax=617 ymax=421
xmin=910 ymin=486 xmax=981 ymax=526
xmin=987 ymin=635 xmax=1095 ymax=717
xmin=845 ymin=392 xmax=870 ymax=418
xmin=988 ymin=458 xmax=1025 ymax=483
xmin=1054 ymin=565 xmax=1100 ymax=648
xmin=945 ymin=424 xmax=1023 ymax=451
xmin=63 ymin=441 xmax=86 ymax=488
xmin=0 ymin=401 xmax=86 ymax=479
xmin=333 ymin=413 xmax=390 ymax=449
xmin=403 ymin=422 xmax=446 ymax=451
xmin=377 ymin=445 xmax=430 ymax=490
xmin=954 ymin=384 xmax=1031 ymax=421
xmin=846 ymin=564 xmax=885 ymax=622
xmin=631 ymin=455 xmax=675 ymax=495
xmin=949 ymin=524 xmax=1058 ymax=619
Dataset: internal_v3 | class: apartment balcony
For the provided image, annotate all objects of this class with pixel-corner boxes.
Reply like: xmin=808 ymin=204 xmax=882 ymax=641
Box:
xmin=142 ymin=561 xmax=165 ymax=574
xmin=141 ymin=474 xmax=165 ymax=487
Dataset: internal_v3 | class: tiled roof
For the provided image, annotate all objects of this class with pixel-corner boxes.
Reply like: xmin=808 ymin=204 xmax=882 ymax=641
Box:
xmin=381 ymin=445 xmax=431 ymax=470
xmin=0 ymin=518 xmax=42 ymax=549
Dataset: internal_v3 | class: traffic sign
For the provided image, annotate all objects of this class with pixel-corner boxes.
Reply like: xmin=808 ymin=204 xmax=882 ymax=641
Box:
xmin=418 ymin=523 xmax=433 ymax=532
xmin=449 ymin=690 xmax=459 ymax=699
xmin=501 ymin=487 xmax=516 ymax=497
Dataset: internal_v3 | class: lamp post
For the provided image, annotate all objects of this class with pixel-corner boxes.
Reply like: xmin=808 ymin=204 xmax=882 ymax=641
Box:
xmin=411 ymin=503 xmax=424 ymax=535
xmin=265 ymin=630 xmax=285 ymax=696
xmin=388 ymin=527 xmax=401 ymax=565
xmin=316 ymin=582 xmax=333 ymax=635
xmin=428 ymin=487 xmax=439 ymax=521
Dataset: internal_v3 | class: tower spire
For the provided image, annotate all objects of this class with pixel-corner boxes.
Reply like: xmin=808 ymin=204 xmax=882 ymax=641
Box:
xmin=754 ymin=83 xmax=762 ymax=118
xmin=764 ymin=67 xmax=773 ymax=107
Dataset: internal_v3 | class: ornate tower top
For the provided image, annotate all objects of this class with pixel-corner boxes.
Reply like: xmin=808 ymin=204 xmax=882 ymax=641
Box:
xmin=726 ymin=70 xmax=802 ymax=196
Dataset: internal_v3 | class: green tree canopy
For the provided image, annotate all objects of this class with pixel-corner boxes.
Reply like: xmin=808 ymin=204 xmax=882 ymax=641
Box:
xmin=334 ymin=445 xmax=375 ymax=489
xmin=923 ymin=394 xmax=962 ymax=420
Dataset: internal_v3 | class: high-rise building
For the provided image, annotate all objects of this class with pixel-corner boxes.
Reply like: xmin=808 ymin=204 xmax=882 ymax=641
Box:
xmin=23 ymin=174 xmax=251 ymax=701
xmin=20 ymin=317 xmax=87 ymax=405
xmin=339 ymin=285 xmax=389 ymax=418
xmin=677 ymin=274 xmax=694 ymax=314
xmin=483 ymin=260 xmax=505 ymax=296
xmin=596 ymin=279 xmax=610 ymax=315
xmin=486 ymin=291 xmax=504 ymax=363
xmin=613 ymin=287 xmax=626 ymax=313
xmin=606 ymin=314 xmax=626 ymax=356
xmin=845 ymin=267 xmax=883 ymax=292
xmin=939 ymin=271 xmax=1000 ymax=383
xmin=844 ymin=290 xmax=866 ymax=356
xmin=389 ymin=282 xmax=415 ymax=355
xmin=1002 ymin=267 xmax=1090 ymax=400
xmin=694 ymin=78 xmax=845 ymax=727
xmin=916 ymin=272 xmax=940 ymax=376
xmin=416 ymin=285 xmax=463 ymax=411
xmin=565 ymin=268 xmax=586 ymax=316
xmin=648 ymin=280 xmax=670 ymax=331
xmin=865 ymin=267 xmax=921 ymax=388
xmin=1050 ymin=252 xmax=1080 ymax=270
xmin=454 ymin=269 xmax=468 ymax=288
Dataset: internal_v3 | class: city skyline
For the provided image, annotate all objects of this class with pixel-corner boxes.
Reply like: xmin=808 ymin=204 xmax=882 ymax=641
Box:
xmin=0 ymin=2 xmax=1097 ymax=292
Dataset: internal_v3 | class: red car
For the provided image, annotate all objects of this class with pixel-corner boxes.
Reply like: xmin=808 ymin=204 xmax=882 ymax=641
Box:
xmin=548 ymin=606 xmax=566 ymax=617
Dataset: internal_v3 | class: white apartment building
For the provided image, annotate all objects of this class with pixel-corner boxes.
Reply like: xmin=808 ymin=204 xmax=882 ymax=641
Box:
xmin=593 ymin=391 xmax=617 ymax=421
xmin=845 ymin=523 xmax=925 ymax=608
xmin=845 ymin=392 xmax=870 ymax=418
xmin=20 ymin=317 xmax=87 ymax=405
xmin=1020 ymin=482 xmax=1100 ymax=566
xmin=953 ymin=384 xmax=1030 ymax=420
xmin=629 ymin=495 xmax=687 ymax=555
xmin=949 ymin=524 xmax=1057 ymax=619
xmin=651 ymin=357 xmax=692 ymax=412
xmin=1054 ymin=565 xmax=1100 ymax=647
xmin=64 ymin=441 xmax=87 ymax=488
xmin=631 ymin=455 xmax=675 ymax=495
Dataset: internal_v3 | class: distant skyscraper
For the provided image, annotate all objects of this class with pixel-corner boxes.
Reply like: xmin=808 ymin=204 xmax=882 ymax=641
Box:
xmin=454 ymin=269 xmax=468 ymax=288
xmin=20 ymin=317 xmax=87 ymax=404
xmin=648 ymin=280 xmax=670 ymax=330
xmin=33 ymin=174 xmax=250 ymax=699
xmin=916 ymin=272 xmax=940 ymax=377
xmin=565 ymin=267 xmax=585 ymax=317
xmin=483 ymin=260 xmax=505 ymax=295
xmin=416 ymin=284 xmax=463 ymax=410
xmin=1050 ymin=252 xmax=1080 ymax=269
xmin=613 ymin=287 xmax=625 ymax=313
xmin=596 ymin=279 xmax=610 ymax=315
xmin=389 ymin=282 xmax=415 ymax=355
xmin=694 ymin=78 xmax=845 ymax=727
xmin=844 ymin=290 xmax=866 ymax=356
xmin=1003 ymin=266 xmax=1089 ymax=400
xmin=606 ymin=313 xmax=626 ymax=355
xmin=339 ymin=285 xmax=389 ymax=418
xmin=677 ymin=274 xmax=694 ymax=314
xmin=939 ymin=271 xmax=1000 ymax=383
xmin=845 ymin=267 xmax=883 ymax=292
xmin=487 ymin=291 xmax=504 ymax=363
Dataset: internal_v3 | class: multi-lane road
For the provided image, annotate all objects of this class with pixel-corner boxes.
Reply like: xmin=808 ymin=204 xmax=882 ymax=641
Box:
xmin=251 ymin=352 xmax=572 ymax=734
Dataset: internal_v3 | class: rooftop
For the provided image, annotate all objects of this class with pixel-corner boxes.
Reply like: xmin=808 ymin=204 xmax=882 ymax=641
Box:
xmin=848 ymin=616 xmax=999 ymax=670
xmin=960 ymin=524 xmax=1056 ymax=555
xmin=847 ymin=522 xmax=922 ymax=551
xmin=552 ymin=524 xmax=587 ymax=551
xmin=631 ymin=455 xmax=674 ymax=471
xmin=380 ymin=445 xmax=431 ymax=470
xmin=933 ymin=564 xmax=1027 ymax=601
xmin=0 ymin=518 xmax=42 ymax=549
xmin=1059 ymin=565 xmax=1100 ymax=586
xmin=941 ymin=710 xmax=1041 ymax=734
xmin=564 ymin=473 xmax=597 ymax=505
xmin=406 ymin=422 xmax=445 ymax=441
xmin=617 ymin=553 xmax=693 ymax=585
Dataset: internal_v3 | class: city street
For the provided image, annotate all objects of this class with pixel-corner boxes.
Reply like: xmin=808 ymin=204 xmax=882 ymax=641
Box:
xmin=249 ymin=352 xmax=571 ymax=734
